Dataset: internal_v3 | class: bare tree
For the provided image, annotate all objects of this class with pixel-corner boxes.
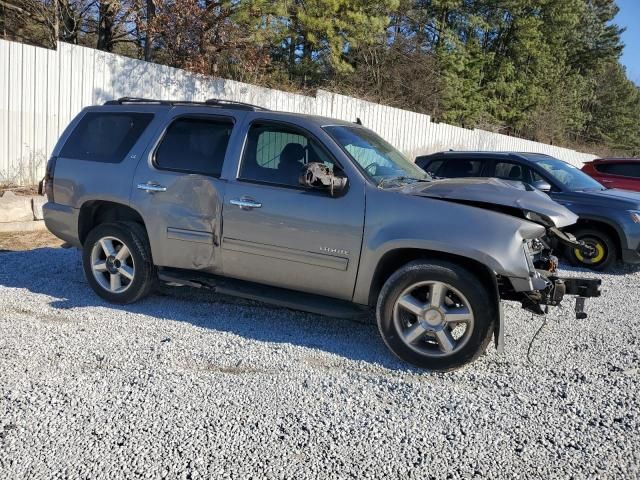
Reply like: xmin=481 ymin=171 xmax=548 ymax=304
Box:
xmin=344 ymin=39 xmax=444 ymax=117
xmin=142 ymin=0 xmax=154 ymax=60
xmin=0 ymin=0 xmax=57 ymax=47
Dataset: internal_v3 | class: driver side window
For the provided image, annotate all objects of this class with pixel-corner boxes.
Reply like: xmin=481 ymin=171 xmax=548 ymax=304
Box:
xmin=239 ymin=123 xmax=336 ymax=187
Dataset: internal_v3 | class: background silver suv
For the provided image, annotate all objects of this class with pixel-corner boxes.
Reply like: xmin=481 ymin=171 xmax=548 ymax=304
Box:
xmin=42 ymin=98 xmax=600 ymax=371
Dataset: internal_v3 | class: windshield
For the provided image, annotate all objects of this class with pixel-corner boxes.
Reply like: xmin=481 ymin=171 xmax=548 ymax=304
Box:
xmin=324 ymin=125 xmax=430 ymax=186
xmin=535 ymin=157 xmax=604 ymax=191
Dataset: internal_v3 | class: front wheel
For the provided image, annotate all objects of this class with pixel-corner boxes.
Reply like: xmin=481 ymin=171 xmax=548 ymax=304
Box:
xmin=376 ymin=260 xmax=496 ymax=371
xmin=82 ymin=222 xmax=156 ymax=304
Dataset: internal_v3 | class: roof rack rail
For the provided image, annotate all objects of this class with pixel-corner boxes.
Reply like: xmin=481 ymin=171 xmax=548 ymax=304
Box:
xmin=103 ymin=97 xmax=269 ymax=111
xmin=204 ymin=98 xmax=269 ymax=111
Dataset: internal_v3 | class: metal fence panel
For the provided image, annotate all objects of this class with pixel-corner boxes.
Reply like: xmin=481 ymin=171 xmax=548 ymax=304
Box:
xmin=0 ymin=38 xmax=597 ymax=185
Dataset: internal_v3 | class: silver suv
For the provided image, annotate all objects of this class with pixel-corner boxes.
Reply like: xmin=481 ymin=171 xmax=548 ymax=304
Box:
xmin=42 ymin=98 xmax=600 ymax=371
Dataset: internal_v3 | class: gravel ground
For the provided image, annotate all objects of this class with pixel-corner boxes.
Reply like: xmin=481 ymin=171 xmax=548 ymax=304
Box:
xmin=1 ymin=246 xmax=639 ymax=479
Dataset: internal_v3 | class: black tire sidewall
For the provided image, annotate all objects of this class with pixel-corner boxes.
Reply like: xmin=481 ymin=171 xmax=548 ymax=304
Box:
xmin=566 ymin=228 xmax=616 ymax=270
xmin=376 ymin=261 xmax=496 ymax=371
xmin=82 ymin=223 xmax=153 ymax=304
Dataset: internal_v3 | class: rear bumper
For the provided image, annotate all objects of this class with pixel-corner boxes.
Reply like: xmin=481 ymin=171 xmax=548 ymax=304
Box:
xmin=42 ymin=202 xmax=81 ymax=247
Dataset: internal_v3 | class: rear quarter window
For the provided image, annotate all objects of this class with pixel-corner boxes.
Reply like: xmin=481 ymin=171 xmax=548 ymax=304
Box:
xmin=421 ymin=159 xmax=443 ymax=175
xmin=439 ymin=158 xmax=483 ymax=178
xmin=493 ymin=161 xmax=532 ymax=182
xmin=596 ymin=163 xmax=640 ymax=178
xmin=59 ymin=112 xmax=153 ymax=163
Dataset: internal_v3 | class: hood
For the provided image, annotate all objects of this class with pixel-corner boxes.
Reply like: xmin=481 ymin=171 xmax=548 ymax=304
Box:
xmin=401 ymin=177 xmax=578 ymax=228
xmin=558 ymin=188 xmax=640 ymax=209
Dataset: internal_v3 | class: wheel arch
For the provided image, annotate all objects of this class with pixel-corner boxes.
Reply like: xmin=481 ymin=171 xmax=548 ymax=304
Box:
xmin=78 ymin=200 xmax=147 ymax=245
xmin=366 ymin=248 xmax=499 ymax=308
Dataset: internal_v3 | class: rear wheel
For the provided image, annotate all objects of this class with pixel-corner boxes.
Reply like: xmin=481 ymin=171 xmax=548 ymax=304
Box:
xmin=566 ymin=228 xmax=617 ymax=270
xmin=82 ymin=222 xmax=156 ymax=304
xmin=376 ymin=260 xmax=496 ymax=371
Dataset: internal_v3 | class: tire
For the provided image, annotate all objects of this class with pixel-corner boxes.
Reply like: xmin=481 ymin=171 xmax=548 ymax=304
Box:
xmin=82 ymin=222 xmax=156 ymax=304
xmin=566 ymin=228 xmax=617 ymax=271
xmin=376 ymin=260 xmax=496 ymax=371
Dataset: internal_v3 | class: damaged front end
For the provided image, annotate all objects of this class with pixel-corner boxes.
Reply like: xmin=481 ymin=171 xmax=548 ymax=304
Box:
xmin=406 ymin=177 xmax=602 ymax=320
xmin=501 ymin=228 xmax=601 ymax=320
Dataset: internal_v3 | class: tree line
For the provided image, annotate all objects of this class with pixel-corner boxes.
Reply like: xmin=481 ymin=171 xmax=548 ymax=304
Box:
xmin=2 ymin=0 xmax=639 ymax=155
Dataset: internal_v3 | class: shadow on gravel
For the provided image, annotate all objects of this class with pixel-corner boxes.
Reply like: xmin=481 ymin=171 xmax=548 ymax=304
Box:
xmin=0 ymin=247 xmax=413 ymax=372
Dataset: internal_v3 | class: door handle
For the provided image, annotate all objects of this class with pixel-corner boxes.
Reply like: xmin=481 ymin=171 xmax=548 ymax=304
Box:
xmin=601 ymin=179 xmax=613 ymax=183
xmin=137 ymin=182 xmax=167 ymax=193
xmin=230 ymin=198 xmax=262 ymax=209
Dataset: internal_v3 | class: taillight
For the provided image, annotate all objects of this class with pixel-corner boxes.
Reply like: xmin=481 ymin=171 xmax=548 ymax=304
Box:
xmin=43 ymin=156 xmax=57 ymax=202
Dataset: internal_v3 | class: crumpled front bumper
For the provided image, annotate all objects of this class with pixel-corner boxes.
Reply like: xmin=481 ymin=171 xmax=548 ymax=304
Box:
xmin=524 ymin=228 xmax=601 ymax=311
xmin=495 ymin=223 xmax=603 ymax=351
xmin=495 ymin=273 xmax=602 ymax=352
xmin=539 ymin=275 xmax=602 ymax=316
xmin=511 ymin=270 xmax=602 ymax=317
xmin=499 ymin=228 xmax=603 ymax=319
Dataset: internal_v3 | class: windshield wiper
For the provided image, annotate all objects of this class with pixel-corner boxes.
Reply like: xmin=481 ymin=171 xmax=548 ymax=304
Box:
xmin=377 ymin=176 xmax=429 ymax=188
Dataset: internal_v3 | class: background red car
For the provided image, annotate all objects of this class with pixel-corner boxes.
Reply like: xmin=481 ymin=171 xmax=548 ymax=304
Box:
xmin=582 ymin=158 xmax=640 ymax=191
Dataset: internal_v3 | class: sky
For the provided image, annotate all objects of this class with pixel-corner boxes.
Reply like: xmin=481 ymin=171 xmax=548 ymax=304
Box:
xmin=616 ymin=0 xmax=640 ymax=85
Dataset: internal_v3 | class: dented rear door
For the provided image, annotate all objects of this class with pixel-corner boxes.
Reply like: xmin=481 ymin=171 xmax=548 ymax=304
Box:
xmin=131 ymin=107 xmax=247 ymax=273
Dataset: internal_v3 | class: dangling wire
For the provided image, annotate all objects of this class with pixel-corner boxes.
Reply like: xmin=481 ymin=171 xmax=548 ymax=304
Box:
xmin=527 ymin=308 xmax=548 ymax=364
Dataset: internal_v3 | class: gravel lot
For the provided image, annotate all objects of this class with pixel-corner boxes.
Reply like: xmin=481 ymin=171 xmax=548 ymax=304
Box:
xmin=1 ymin=246 xmax=639 ymax=479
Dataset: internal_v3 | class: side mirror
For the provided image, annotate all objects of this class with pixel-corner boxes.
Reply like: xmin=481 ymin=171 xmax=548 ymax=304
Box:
xmin=299 ymin=162 xmax=348 ymax=197
xmin=532 ymin=180 xmax=552 ymax=193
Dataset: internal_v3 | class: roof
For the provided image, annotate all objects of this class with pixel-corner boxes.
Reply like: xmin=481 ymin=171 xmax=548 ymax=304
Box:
xmin=103 ymin=97 xmax=269 ymax=111
xmin=417 ymin=151 xmax=555 ymax=162
xmin=101 ymin=97 xmax=359 ymax=128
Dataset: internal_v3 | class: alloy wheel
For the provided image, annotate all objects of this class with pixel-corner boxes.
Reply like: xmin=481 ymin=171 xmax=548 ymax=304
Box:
xmin=90 ymin=236 xmax=136 ymax=293
xmin=393 ymin=280 xmax=475 ymax=357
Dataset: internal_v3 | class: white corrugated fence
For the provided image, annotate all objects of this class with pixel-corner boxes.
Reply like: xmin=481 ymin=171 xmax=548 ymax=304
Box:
xmin=0 ymin=38 xmax=597 ymax=185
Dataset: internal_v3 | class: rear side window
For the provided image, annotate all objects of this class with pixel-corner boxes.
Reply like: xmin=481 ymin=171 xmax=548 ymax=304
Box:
xmin=494 ymin=161 xmax=532 ymax=182
xmin=155 ymin=117 xmax=233 ymax=177
xmin=422 ymin=159 xmax=443 ymax=176
xmin=60 ymin=112 xmax=153 ymax=163
xmin=595 ymin=163 xmax=640 ymax=178
xmin=439 ymin=159 xmax=483 ymax=178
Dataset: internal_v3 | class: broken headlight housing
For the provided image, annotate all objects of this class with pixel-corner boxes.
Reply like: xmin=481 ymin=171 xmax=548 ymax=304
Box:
xmin=523 ymin=210 xmax=554 ymax=227
xmin=525 ymin=236 xmax=558 ymax=274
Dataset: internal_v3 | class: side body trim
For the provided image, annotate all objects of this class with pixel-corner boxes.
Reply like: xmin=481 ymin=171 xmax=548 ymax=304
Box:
xmin=167 ymin=227 xmax=214 ymax=244
xmin=222 ymin=238 xmax=348 ymax=271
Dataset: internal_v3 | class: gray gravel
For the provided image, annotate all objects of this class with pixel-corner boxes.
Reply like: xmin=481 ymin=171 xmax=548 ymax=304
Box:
xmin=1 ymin=246 xmax=639 ymax=479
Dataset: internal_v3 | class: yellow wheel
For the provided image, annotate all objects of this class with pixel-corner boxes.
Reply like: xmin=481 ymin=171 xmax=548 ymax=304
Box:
xmin=567 ymin=228 xmax=617 ymax=270
xmin=573 ymin=241 xmax=605 ymax=264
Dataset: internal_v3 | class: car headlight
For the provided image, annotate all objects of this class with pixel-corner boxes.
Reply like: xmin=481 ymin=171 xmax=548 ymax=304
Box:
xmin=527 ymin=238 xmax=545 ymax=255
xmin=629 ymin=210 xmax=640 ymax=224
